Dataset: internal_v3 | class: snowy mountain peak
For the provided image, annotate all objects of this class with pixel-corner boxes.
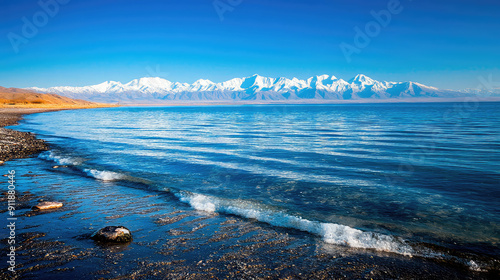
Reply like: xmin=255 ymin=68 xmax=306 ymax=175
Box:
xmin=350 ymin=74 xmax=376 ymax=85
xmin=316 ymin=74 xmax=330 ymax=81
xmin=193 ymin=79 xmax=214 ymax=85
xmin=189 ymin=79 xmax=217 ymax=91
xmin=127 ymin=77 xmax=172 ymax=88
xmin=26 ymin=74 xmax=465 ymax=103
xmin=92 ymin=81 xmax=123 ymax=92
xmin=241 ymin=75 xmax=275 ymax=89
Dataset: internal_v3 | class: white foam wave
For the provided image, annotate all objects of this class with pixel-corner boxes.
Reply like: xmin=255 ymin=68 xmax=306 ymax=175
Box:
xmin=84 ymin=169 xmax=126 ymax=181
xmin=467 ymin=260 xmax=487 ymax=272
xmin=40 ymin=152 xmax=126 ymax=181
xmin=38 ymin=151 xmax=82 ymax=166
xmin=177 ymin=192 xmax=413 ymax=256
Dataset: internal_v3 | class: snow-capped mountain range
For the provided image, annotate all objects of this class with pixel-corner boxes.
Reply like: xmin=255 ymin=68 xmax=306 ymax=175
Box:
xmin=28 ymin=74 xmax=472 ymax=103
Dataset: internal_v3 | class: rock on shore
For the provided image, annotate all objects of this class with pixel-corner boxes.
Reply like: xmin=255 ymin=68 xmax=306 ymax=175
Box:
xmin=91 ymin=226 xmax=133 ymax=243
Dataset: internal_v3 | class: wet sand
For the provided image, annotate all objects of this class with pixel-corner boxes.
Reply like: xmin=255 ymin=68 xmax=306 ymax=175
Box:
xmin=1 ymin=108 xmax=498 ymax=279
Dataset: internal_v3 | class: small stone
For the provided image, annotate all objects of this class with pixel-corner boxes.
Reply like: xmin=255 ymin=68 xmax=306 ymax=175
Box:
xmin=0 ymin=161 xmax=4 ymax=165
xmin=91 ymin=226 xmax=132 ymax=243
xmin=32 ymin=201 xmax=63 ymax=210
xmin=53 ymin=166 xmax=60 ymax=169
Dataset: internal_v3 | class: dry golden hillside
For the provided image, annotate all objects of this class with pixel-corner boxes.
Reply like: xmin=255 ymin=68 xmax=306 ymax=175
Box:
xmin=0 ymin=86 xmax=112 ymax=108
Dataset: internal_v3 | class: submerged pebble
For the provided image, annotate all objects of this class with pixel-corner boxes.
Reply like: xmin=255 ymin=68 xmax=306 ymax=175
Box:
xmin=32 ymin=201 xmax=64 ymax=210
xmin=52 ymin=165 xmax=69 ymax=169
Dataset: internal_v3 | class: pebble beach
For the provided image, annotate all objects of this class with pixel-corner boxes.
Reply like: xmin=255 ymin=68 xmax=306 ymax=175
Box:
xmin=0 ymin=108 xmax=56 ymax=162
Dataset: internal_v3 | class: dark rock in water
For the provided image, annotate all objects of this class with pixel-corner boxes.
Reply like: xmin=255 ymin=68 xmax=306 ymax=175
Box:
xmin=91 ymin=226 xmax=132 ymax=243
xmin=32 ymin=201 xmax=63 ymax=210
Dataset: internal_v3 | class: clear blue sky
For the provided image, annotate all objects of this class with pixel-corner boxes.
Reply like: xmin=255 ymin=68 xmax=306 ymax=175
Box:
xmin=1 ymin=0 xmax=499 ymax=89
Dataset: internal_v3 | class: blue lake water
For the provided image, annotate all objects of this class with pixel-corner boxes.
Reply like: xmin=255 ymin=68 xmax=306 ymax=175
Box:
xmin=14 ymin=102 xmax=500 ymax=258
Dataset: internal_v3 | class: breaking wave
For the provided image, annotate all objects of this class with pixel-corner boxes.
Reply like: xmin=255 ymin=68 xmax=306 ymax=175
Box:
xmin=83 ymin=169 xmax=126 ymax=181
xmin=38 ymin=151 xmax=83 ymax=166
xmin=39 ymin=151 xmax=126 ymax=181
xmin=176 ymin=191 xmax=414 ymax=256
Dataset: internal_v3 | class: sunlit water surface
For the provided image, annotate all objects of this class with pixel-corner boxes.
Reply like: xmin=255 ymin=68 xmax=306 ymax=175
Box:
xmin=15 ymin=103 xmax=500 ymax=259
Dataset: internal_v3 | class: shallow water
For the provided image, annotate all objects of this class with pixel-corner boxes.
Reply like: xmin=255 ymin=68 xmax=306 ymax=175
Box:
xmin=13 ymin=103 xmax=500 ymax=263
xmin=4 ymin=156 xmax=491 ymax=279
